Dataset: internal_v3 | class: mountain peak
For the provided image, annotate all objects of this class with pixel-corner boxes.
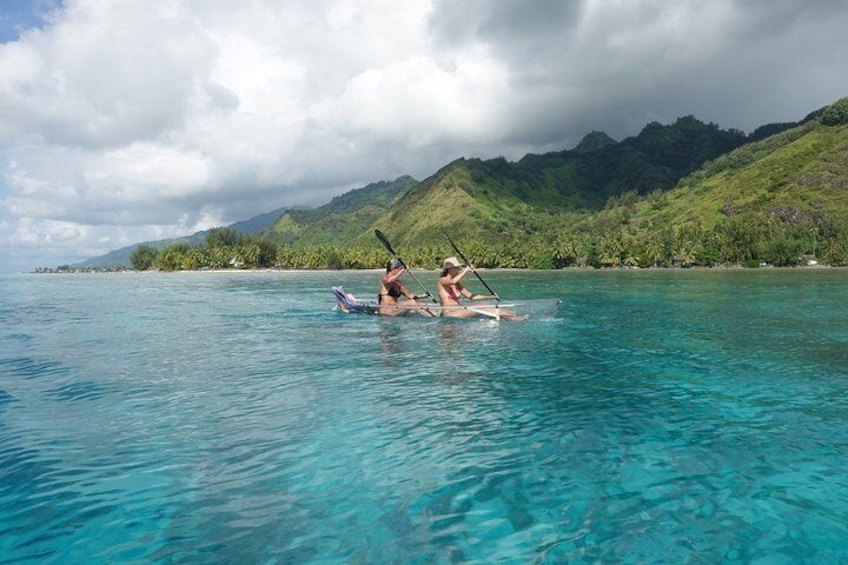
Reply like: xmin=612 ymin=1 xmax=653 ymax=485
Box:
xmin=574 ymin=130 xmax=617 ymax=153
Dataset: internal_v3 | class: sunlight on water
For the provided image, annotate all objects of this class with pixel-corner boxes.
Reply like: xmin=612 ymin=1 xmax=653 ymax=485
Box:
xmin=1 ymin=269 xmax=847 ymax=563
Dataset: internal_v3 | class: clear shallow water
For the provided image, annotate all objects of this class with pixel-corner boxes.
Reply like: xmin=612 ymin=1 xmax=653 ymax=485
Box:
xmin=1 ymin=269 xmax=847 ymax=563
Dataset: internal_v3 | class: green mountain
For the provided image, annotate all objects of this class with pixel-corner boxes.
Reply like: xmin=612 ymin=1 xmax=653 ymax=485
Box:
xmin=573 ymin=130 xmax=618 ymax=153
xmin=71 ymin=96 xmax=848 ymax=271
xmin=617 ymin=121 xmax=848 ymax=230
xmin=573 ymin=100 xmax=848 ymax=266
xmin=269 ymin=176 xmax=417 ymax=245
xmin=359 ymin=98 xmax=848 ymax=267
xmin=353 ymin=115 xmax=757 ymax=250
xmin=510 ymin=115 xmax=749 ymax=208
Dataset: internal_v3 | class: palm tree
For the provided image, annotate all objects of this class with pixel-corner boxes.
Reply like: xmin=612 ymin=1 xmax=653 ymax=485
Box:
xmin=599 ymin=236 xmax=623 ymax=267
xmin=552 ymin=236 xmax=578 ymax=268
xmin=641 ymin=236 xmax=662 ymax=267
xmin=130 ymin=245 xmax=157 ymax=270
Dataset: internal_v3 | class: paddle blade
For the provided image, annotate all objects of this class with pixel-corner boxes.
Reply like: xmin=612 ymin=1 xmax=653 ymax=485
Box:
xmin=374 ymin=229 xmax=397 ymax=256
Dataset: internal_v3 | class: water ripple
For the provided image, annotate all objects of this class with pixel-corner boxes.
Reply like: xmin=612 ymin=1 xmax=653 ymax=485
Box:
xmin=1 ymin=357 xmax=71 ymax=380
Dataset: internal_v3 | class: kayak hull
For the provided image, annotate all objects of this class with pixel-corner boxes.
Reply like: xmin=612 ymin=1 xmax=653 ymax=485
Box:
xmin=332 ymin=286 xmax=561 ymax=320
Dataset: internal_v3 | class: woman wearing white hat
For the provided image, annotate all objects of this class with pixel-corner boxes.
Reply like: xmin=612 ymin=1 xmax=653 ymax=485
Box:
xmin=437 ymin=257 xmax=524 ymax=320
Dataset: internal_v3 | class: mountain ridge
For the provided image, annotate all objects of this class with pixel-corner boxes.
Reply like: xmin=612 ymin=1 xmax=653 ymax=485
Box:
xmin=70 ymin=96 xmax=848 ymax=269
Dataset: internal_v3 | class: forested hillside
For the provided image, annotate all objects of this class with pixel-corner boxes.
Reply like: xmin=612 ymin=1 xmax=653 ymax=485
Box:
xmin=573 ymin=109 xmax=848 ymax=267
xmin=353 ymin=116 xmax=755 ymax=248
xmin=362 ymin=99 xmax=848 ymax=268
xmin=269 ymin=176 xmax=417 ymax=245
xmin=108 ymin=96 xmax=848 ymax=271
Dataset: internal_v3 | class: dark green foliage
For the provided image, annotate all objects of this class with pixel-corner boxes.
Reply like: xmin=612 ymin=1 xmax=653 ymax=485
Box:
xmin=749 ymin=122 xmax=797 ymax=141
xmin=632 ymin=116 xmax=745 ymax=172
xmin=270 ymin=176 xmax=416 ymax=245
xmin=495 ymin=115 xmax=749 ymax=210
xmin=130 ymin=245 xmax=157 ymax=270
xmin=205 ymin=227 xmax=245 ymax=248
xmin=821 ymin=97 xmax=848 ymax=126
xmin=574 ymin=131 xmax=617 ymax=153
xmin=152 ymin=241 xmax=193 ymax=271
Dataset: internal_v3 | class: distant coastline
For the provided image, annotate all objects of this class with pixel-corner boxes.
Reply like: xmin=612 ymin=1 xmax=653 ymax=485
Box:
xmin=29 ymin=262 xmax=843 ymax=274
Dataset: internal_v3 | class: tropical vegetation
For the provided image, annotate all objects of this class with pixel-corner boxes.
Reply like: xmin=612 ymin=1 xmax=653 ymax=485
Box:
xmin=117 ymin=96 xmax=848 ymax=271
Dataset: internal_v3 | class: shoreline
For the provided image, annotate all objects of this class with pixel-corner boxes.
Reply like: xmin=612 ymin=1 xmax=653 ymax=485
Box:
xmin=27 ymin=263 xmax=847 ymax=275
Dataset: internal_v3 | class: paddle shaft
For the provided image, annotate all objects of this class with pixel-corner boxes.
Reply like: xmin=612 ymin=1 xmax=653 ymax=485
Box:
xmin=443 ymin=232 xmax=500 ymax=302
xmin=374 ymin=230 xmax=437 ymax=302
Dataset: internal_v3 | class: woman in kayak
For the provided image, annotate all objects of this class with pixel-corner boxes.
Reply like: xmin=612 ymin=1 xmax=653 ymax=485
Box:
xmin=378 ymin=258 xmax=430 ymax=316
xmin=437 ymin=257 xmax=525 ymax=320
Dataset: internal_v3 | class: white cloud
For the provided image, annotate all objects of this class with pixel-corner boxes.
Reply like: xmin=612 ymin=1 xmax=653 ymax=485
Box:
xmin=1 ymin=0 xmax=847 ymax=271
xmin=332 ymin=50 xmax=509 ymax=146
xmin=1 ymin=1 xmax=217 ymax=148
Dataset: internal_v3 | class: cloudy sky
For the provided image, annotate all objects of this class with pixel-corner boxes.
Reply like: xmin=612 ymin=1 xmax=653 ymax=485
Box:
xmin=1 ymin=0 xmax=847 ymax=271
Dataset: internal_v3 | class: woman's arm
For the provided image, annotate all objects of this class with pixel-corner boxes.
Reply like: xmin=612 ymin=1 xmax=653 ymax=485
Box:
xmin=384 ymin=268 xmax=406 ymax=284
xmin=399 ymin=283 xmax=423 ymax=299
xmin=460 ymin=286 xmax=495 ymax=300
xmin=446 ymin=266 xmax=471 ymax=285
xmin=469 ymin=292 xmax=496 ymax=300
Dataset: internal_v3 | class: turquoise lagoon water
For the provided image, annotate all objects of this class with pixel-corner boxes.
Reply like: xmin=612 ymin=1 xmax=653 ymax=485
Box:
xmin=1 ymin=269 xmax=847 ymax=563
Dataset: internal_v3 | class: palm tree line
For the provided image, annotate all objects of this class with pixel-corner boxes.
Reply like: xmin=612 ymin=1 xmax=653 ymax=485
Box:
xmin=130 ymin=218 xmax=848 ymax=272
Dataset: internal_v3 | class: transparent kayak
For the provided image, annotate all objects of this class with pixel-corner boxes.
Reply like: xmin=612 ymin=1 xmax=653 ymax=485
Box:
xmin=332 ymin=286 xmax=562 ymax=320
